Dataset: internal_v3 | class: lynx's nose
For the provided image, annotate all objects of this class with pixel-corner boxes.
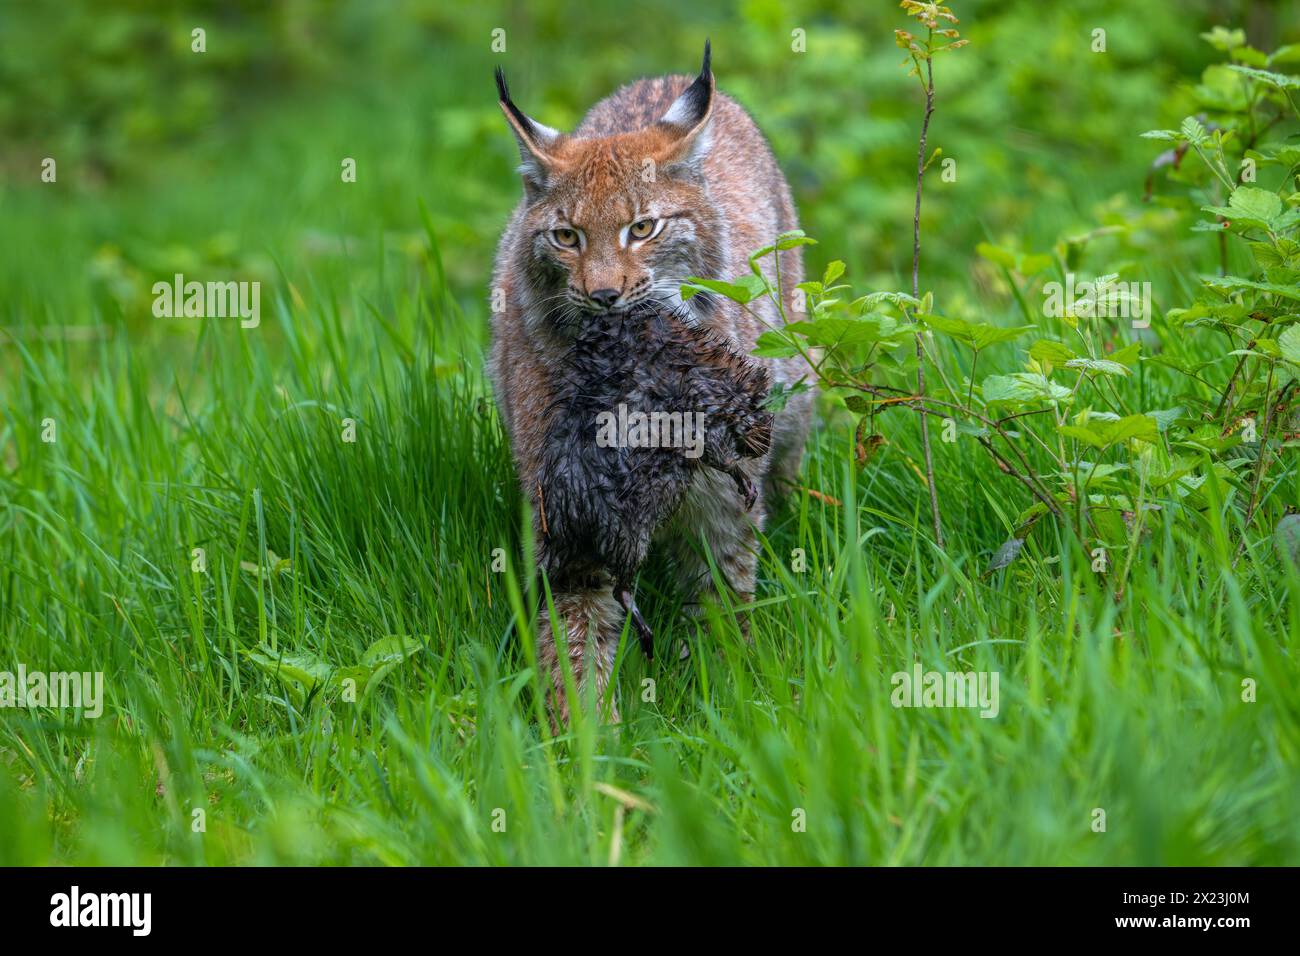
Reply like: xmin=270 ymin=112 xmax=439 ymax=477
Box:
xmin=588 ymin=288 xmax=621 ymax=308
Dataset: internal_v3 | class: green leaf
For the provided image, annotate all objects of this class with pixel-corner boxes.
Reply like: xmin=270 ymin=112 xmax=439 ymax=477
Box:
xmin=681 ymin=274 xmax=767 ymax=304
xmin=1062 ymin=462 xmax=1129 ymax=487
xmin=982 ymin=373 xmax=1072 ymax=406
xmin=1270 ymin=44 xmax=1300 ymax=65
xmin=1145 ymin=407 xmax=1185 ymax=432
xmin=1255 ymin=338 xmax=1282 ymax=360
xmin=1064 ymin=357 xmax=1130 ymax=376
xmin=851 ymin=291 xmax=923 ymax=314
xmin=1201 ymin=26 xmax=1246 ymax=51
xmin=1029 ymin=339 xmax=1078 ymax=366
xmin=1203 ymin=275 xmax=1300 ymax=301
xmin=248 ymin=645 xmax=335 ymax=691
xmin=1180 ymin=116 xmax=1209 ymax=146
xmin=361 ymin=635 xmax=425 ymax=697
xmin=1015 ymin=502 xmax=1050 ymax=526
xmin=361 ymin=635 xmax=423 ymax=669
xmin=752 ymin=330 xmax=799 ymax=358
xmin=1228 ymin=186 xmax=1284 ymax=223
xmin=1017 ymin=253 xmax=1054 ymax=276
xmin=1062 ymin=414 xmax=1158 ymax=447
xmin=1279 ymin=324 xmax=1300 ymax=365
xmin=763 ymin=381 xmax=811 ymax=414
xmin=1225 ymin=64 xmax=1300 ymax=90
xmin=1105 ymin=414 xmax=1159 ymax=444
xmin=1059 ymin=424 xmax=1106 ymax=447
xmin=1196 ymin=65 xmax=1250 ymax=111
xmin=1247 ymin=144 xmax=1300 ymax=168
xmin=1109 ymin=341 xmax=1142 ymax=367
xmin=985 ymin=537 xmax=1025 ymax=574
xmin=787 ymin=315 xmax=905 ymax=349
xmin=975 ymin=242 xmax=1018 ymax=269
xmin=747 ymin=230 xmax=817 ymax=274
xmin=919 ymin=313 xmax=1033 ymax=349
xmin=822 ymin=260 xmax=846 ymax=285
xmin=1233 ymin=46 xmax=1269 ymax=68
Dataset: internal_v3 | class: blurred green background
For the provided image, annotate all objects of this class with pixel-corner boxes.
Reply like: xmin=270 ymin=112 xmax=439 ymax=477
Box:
xmin=3 ymin=0 xmax=1297 ymax=342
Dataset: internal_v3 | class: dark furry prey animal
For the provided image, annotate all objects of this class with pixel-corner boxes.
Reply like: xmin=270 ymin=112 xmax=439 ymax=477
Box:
xmin=537 ymin=301 xmax=773 ymax=660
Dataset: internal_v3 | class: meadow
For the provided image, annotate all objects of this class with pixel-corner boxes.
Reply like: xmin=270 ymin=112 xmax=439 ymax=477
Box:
xmin=1 ymin=0 xmax=1298 ymax=865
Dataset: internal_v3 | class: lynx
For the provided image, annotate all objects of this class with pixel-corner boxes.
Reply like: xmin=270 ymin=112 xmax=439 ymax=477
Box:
xmin=488 ymin=42 xmax=813 ymax=723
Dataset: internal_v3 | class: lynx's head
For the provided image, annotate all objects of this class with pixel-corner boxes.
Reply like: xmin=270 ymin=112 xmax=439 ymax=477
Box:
xmin=496 ymin=42 xmax=725 ymax=339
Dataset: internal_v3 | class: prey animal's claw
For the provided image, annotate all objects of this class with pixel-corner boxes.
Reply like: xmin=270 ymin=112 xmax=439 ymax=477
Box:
xmin=728 ymin=468 xmax=758 ymax=512
xmin=617 ymin=588 xmax=655 ymax=660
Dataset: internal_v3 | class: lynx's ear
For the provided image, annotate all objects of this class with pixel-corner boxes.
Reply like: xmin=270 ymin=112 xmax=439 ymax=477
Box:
xmin=656 ymin=40 xmax=714 ymax=171
xmin=495 ymin=67 xmax=562 ymax=194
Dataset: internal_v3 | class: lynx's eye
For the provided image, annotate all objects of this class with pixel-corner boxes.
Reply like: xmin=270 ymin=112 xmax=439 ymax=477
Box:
xmin=628 ymin=218 xmax=658 ymax=241
xmin=551 ymin=227 xmax=580 ymax=248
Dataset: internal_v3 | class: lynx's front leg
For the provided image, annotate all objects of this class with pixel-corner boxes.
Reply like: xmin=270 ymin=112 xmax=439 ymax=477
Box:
xmin=665 ymin=466 xmax=764 ymax=639
xmin=536 ymin=587 xmax=624 ymax=728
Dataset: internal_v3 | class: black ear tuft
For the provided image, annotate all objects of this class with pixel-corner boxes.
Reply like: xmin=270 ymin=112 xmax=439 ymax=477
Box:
xmin=496 ymin=66 xmax=547 ymax=146
xmin=663 ymin=39 xmax=714 ymax=132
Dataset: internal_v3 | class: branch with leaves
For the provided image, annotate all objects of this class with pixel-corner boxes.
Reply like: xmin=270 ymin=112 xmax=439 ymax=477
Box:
xmin=893 ymin=1 xmax=967 ymax=549
xmin=681 ymin=10 xmax=1300 ymax=589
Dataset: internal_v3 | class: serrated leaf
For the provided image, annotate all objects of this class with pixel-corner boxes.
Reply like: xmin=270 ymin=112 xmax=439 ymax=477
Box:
xmin=1180 ymin=116 xmax=1208 ymax=146
xmin=1105 ymin=414 xmax=1159 ymax=444
xmin=1061 ymin=414 xmax=1157 ymax=447
xmin=1029 ymin=340 xmax=1078 ymax=365
xmin=919 ymin=313 xmax=1033 ymax=349
xmin=787 ymin=315 xmax=903 ymax=349
xmin=1279 ymin=324 xmax=1300 ymax=365
xmin=982 ymin=373 xmax=1072 ymax=406
xmin=1226 ymin=64 xmax=1300 ymax=90
xmin=1203 ymin=274 xmax=1300 ymax=301
xmin=1229 ymin=186 xmax=1284 ymax=223
xmin=852 ymin=291 xmax=923 ymax=314
xmin=1145 ymin=407 xmax=1184 ymax=431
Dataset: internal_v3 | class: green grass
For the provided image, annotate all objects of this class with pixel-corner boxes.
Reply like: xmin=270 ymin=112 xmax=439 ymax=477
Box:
xmin=2 ymin=219 xmax=1298 ymax=864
